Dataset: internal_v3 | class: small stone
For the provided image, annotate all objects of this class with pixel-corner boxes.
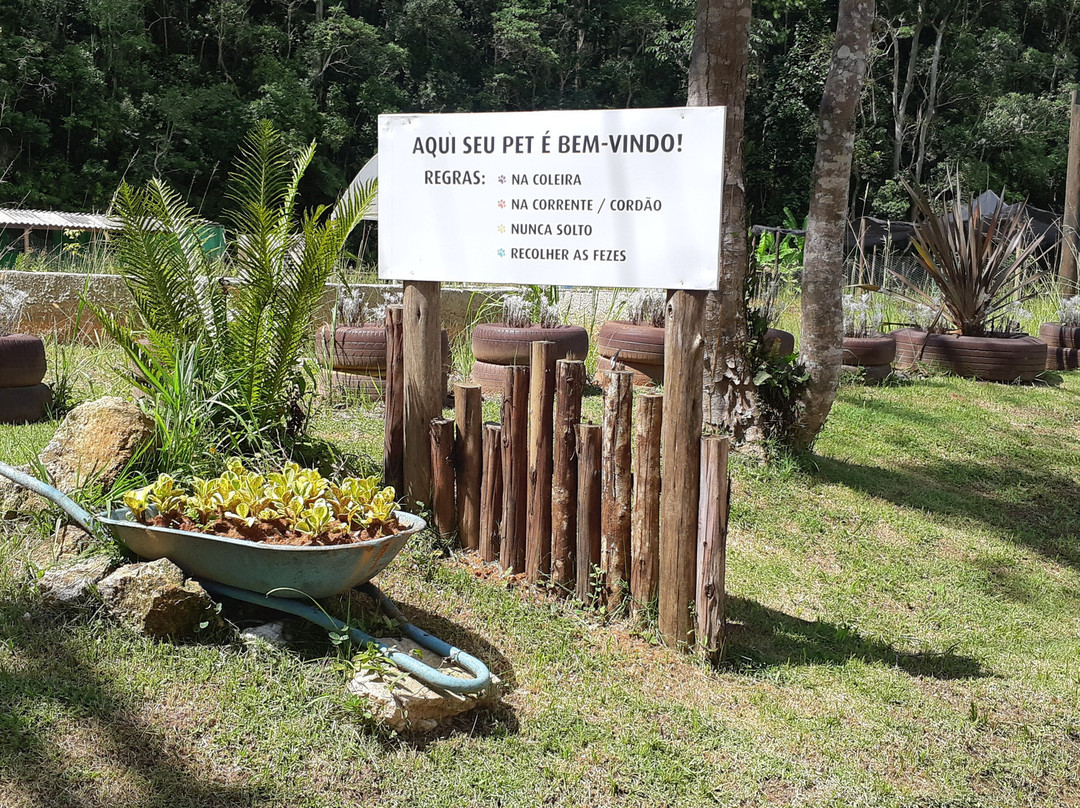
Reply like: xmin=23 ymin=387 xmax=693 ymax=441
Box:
xmin=0 ymin=466 xmax=46 ymax=517
xmin=240 ymin=620 xmax=291 ymax=649
xmin=55 ymin=524 xmax=95 ymax=558
xmin=38 ymin=397 xmax=154 ymax=493
xmin=39 ymin=556 xmax=114 ymax=607
xmin=98 ymin=558 xmax=216 ymax=638
xmin=345 ymin=637 xmax=501 ymax=733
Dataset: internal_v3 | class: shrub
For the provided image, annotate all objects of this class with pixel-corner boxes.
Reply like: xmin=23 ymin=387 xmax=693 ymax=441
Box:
xmin=90 ymin=122 xmax=374 ymax=475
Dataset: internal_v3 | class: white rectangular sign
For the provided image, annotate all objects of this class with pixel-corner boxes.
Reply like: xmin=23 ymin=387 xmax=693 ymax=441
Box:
xmin=377 ymin=107 xmax=725 ymax=290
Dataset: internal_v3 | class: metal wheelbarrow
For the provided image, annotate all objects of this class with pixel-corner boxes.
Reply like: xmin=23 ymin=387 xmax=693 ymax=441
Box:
xmin=0 ymin=461 xmax=491 ymax=694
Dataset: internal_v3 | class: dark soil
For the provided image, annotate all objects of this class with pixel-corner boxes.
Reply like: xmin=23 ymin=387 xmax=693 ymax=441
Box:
xmin=143 ymin=512 xmax=402 ymax=546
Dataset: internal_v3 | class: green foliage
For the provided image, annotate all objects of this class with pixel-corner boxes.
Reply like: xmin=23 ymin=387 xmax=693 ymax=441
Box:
xmin=745 ymin=268 xmax=809 ymax=451
xmin=894 ymin=177 xmax=1049 ymax=336
xmin=89 ymin=122 xmax=374 ymax=475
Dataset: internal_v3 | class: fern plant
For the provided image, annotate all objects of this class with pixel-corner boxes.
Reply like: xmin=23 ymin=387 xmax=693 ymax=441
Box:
xmin=91 ymin=122 xmax=374 ymax=470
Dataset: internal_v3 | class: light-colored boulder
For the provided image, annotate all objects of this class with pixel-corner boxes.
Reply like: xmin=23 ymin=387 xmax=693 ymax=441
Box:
xmin=38 ymin=397 xmax=154 ymax=492
xmin=240 ymin=620 xmax=293 ymax=649
xmin=346 ymin=637 xmax=500 ymax=733
xmin=97 ymin=558 xmax=215 ymax=638
xmin=39 ymin=556 xmax=114 ymax=607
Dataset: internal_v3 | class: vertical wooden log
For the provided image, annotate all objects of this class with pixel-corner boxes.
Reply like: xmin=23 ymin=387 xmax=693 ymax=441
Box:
xmin=429 ymin=417 xmax=456 ymax=538
xmin=696 ymin=436 xmax=730 ymax=663
xmin=525 ymin=341 xmax=556 ymax=582
xmin=631 ymin=392 xmax=663 ymax=612
xmin=599 ymin=369 xmax=633 ymax=607
xmin=500 ymin=365 xmax=529 ymax=573
xmin=383 ymin=304 xmax=404 ymax=493
xmin=1061 ymin=90 xmax=1080 ymax=295
xmin=551 ymin=359 xmax=585 ymax=591
xmin=403 ymin=281 xmax=442 ymax=509
xmin=575 ymin=423 xmax=602 ymax=605
xmin=659 ymin=289 xmax=706 ymax=649
xmin=480 ymin=423 xmax=503 ymax=563
xmin=455 ymin=383 xmax=482 ymax=552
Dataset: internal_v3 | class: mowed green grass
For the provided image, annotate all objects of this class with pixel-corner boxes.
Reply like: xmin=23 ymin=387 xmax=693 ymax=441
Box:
xmin=2 ymin=368 xmax=1080 ymax=807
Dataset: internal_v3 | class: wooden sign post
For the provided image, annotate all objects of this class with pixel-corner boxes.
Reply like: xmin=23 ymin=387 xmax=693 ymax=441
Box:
xmin=403 ymin=281 xmax=442 ymax=509
xmin=658 ymin=290 xmax=707 ymax=649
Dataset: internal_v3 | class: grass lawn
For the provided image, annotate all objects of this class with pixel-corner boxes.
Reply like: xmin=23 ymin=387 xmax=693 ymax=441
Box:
xmin=1 ymin=363 xmax=1079 ymax=807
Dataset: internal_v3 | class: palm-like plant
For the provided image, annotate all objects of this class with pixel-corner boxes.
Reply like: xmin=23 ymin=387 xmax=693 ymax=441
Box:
xmin=91 ymin=122 xmax=374 ymax=467
xmin=896 ymin=178 xmax=1047 ymax=337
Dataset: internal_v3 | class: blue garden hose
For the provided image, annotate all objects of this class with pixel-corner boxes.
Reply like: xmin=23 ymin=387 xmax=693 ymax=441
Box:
xmin=202 ymin=580 xmax=492 ymax=694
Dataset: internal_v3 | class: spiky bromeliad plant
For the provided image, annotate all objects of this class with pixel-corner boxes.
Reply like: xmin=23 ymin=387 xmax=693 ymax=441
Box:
xmin=895 ymin=178 xmax=1047 ymax=337
xmin=90 ymin=122 xmax=374 ymax=472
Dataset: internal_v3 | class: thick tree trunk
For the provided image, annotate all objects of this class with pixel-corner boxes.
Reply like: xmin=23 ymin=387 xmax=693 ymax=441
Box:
xmin=689 ymin=0 xmax=760 ymax=443
xmin=793 ymin=0 xmax=876 ymax=450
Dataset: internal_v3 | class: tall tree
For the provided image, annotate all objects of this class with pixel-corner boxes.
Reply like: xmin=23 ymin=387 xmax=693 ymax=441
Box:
xmin=689 ymin=0 xmax=760 ymax=443
xmin=793 ymin=0 xmax=876 ymax=449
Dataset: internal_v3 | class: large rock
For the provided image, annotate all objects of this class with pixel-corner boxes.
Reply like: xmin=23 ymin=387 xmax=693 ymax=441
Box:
xmin=346 ymin=637 xmax=500 ymax=733
xmin=39 ymin=556 xmax=114 ymax=607
xmin=97 ymin=558 xmax=216 ymax=638
xmin=39 ymin=397 xmax=154 ymax=492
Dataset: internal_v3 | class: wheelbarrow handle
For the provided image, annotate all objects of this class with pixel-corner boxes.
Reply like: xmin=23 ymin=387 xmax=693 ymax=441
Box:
xmin=201 ymin=580 xmax=492 ymax=696
xmin=0 ymin=461 xmax=98 ymax=535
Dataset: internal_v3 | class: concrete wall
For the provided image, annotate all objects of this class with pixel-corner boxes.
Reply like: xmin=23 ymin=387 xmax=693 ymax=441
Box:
xmin=0 ymin=270 xmax=529 ymax=342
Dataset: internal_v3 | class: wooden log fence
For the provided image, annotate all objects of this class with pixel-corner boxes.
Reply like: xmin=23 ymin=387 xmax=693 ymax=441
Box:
xmin=479 ymin=422 xmax=503 ymax=563
xmin=599 ymin=369 xmax=633 ymax=607
xmin=551 ymin=359 xmax=585 ymax=590
xmin=575 ymin=422 xmax=602 ymax=605
xmin=630 ymin=392 xmax=662 ymax=612
xmin=429 ymin=417 xmax=456 ymax=537
xmin=525 ymin=341 xmax=557 ymax=582
xmin=393 ymin=313 xmax=727 ymax=659
xmin=500 ymin=365 xmax=530 ymax=573
xmin=455 ymin=383 xmax=482 ymax=552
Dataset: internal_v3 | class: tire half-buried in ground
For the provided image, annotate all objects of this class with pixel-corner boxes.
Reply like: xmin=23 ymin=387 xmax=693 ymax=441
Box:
xmin=596 ymin=356 xmax=663 ymax=387
xmin=472 ymin=323 xmax=589 ymax=366
xmin=842 ymin=334 xmax=896 ymax=367
xmin=1046 ymin=345 xmax=1080 ymax=371
xmin=893 ymin=328 xmax=1046 ymax=382
xmin=1038 ymin=322 xmax=1080 ymax=349
xmin=0 ymin=334 xmax=47 ymax=388
xmin=0 ymin=383 xmax=52 ymax=424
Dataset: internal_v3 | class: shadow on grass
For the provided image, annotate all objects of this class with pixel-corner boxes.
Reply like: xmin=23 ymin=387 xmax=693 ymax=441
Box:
xmin=214 ymin=592 xmax=520 ymax=748
xmin=813 ymin=455 xmax=1080 ymax=569
xmin=724 ymin=597 xmax=985 ymax=679
xmin=0 ymin=606 xmax=267 ymax=808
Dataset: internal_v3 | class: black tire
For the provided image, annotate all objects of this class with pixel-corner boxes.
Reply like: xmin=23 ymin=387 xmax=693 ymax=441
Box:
xmin=596 ymin=321 xmax=665 ymax=364
xmin=893 ymin=328 xmax=1046 ymax=382
xmin=0 ymin=334 xmax=47 ymax=389
xmin=764 ymin=328 xmax=795 ymax=356
xmin=469 ymin=359 xmax=525 ymax=393
xmin=597 ymin=355 xmax=664 ymax=387
xmin=842 ymin=334 xmax=896 ymax=366
xmin=316 ymin=325 xmax=450 ymax=372
xmin=316 ymin=325 xmax=386 ymax=369
xmin=1038 ymin=322 xmax=1080 ymax=349
xmin=1046 ymin=345 xmax=1080 ymax=371
xmin=328 ymin=370 xmax=385 ymax=401
xmin=841 ymin=363 xmax=892 ymax=384
xmin=0 ymin=383 xmax=52 ymax=424
xmin=472 ymin=324 xmax=589 ymax=365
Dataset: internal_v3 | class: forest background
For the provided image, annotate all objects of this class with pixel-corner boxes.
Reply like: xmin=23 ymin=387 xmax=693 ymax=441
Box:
xmin=0 ymin=0 xmax=1076 ymax=224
